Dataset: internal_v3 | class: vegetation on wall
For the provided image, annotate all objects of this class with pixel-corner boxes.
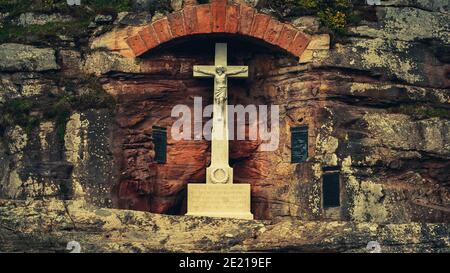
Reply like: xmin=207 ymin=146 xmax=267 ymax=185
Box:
xmin=268 ymin=0 xmax=359 ymax=34
xmin=44 ymin=81 xmax=115 ymax=141
xmin=0 ymin=0 xmax=133 ymax=43
xmin=0 ymin=0 xmax=133 ymax=15
xmin=0 ymin=78 xmax=115 ymax=140
xmin=145 ymin=0 xmax=173 ymax=15
xmin=0 ymin=98 xmax=40 ymax=135
xmin=85 ymin=0 xmax=133 ymax=13
xmin=0 ymin=20 xmax=91 ymax=43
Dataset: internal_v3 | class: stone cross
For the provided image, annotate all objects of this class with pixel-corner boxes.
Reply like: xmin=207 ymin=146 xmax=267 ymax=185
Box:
xmin=194 ymin=43 xmax=248 ymax=184
xmin=187 ymin=43 xmax=253 ymax=220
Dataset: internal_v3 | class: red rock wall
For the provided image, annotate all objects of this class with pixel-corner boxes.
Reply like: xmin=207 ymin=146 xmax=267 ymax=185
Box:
xmin=111 ymin=37 xmax=314 ymax=219
xmin=109 ymin=35 xmax=449 ymax=222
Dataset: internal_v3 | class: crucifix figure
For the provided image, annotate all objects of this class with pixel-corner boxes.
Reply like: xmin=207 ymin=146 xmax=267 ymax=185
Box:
xmin=194 ymin=43 xmax=248 ymax=184
xmin=194 ymin=65 xmax=248 ymax=123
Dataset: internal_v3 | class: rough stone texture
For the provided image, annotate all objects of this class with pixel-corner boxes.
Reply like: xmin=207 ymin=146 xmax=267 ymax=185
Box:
xmin=363 ymin=114 xmax=450 ymax=156
xmin=0 ymin=108 xmax=115 ymax=206
xmin=318 ymin=37 xmax=449 ymax=88
xmin=171 ymin=0 xmax=184 ymax=11
xmin=0 ymin=44 xmax=59 ymax=72
xmin=292 ymin=16 xmax=321 ymax=34
xmin=380 ymin=0 xmax=449 ymax=12
xmin=13 ymin=12 xmax=73 ymax=26
xmin=0 ymin=73 xmax=58 ymax=103
xmin=82 ymin=51 xmax=143 ymax=76
xmin=58 ymin=50 xmax=82 ymax=77
xmin=311 ymin=4 xmax=450 ymax=89
xmin=0 ymin=200 xmax=448 ymax=253
xmin=349 ymin=7 xmax=449 ymax=44
xmin=64 ymin=110 xmax=116 ymax=207
xmin=0 ymin=122 xmax=67 ymax=200
xmin=116 ymin=12 xmax=153 ymax=26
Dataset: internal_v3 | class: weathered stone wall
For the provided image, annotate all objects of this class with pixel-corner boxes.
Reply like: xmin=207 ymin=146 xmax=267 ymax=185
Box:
xmin=0 ymin=0 xmax=448 ymax=227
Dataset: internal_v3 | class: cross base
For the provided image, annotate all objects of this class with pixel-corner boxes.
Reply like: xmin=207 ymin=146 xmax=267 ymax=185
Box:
xmin=186 ymin=184 xmax=254 ymax=220
xmin=207 ymin=165 xmax=233 ymax=184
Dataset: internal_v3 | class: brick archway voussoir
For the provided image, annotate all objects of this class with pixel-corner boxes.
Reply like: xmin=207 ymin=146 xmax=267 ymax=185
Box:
xmin=125 ymin=0 xmax=311 ymax=58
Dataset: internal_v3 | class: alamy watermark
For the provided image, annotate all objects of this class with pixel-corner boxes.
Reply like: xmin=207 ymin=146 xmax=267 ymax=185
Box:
xmin=366 ymin=241 xmax=382 ymax=253
xmin=67 ymin=0 xmax=81 ymax=6
xmin=66 ymin=241 xmax=82 ymax=253
xmin=171 ymin=97 xmax=280 ymax=152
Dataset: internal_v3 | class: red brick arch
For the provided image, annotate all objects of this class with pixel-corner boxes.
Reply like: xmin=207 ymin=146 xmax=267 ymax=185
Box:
xmin=125 ymin=0 xmax=311 ymax=58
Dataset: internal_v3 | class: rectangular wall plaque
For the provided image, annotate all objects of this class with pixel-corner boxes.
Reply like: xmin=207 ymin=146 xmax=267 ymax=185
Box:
xmin=291 ymin=126 xmax=308 ymax=163
xmin=323 ymin=172 xmax=340 ymax=208
xmin=152 ymin=126 xmax=167 ymax=164
xmin=187 ymin=184 xmax=253 ymax=220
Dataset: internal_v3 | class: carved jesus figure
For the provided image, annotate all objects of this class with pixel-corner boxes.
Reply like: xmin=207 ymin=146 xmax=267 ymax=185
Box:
xmin=194 ymin=66 xmax=248 ymax=104
xmin=192 ymin=43 xmax=250 ymax=188
xmin=194 ymin=66 xmax=248 ymax=123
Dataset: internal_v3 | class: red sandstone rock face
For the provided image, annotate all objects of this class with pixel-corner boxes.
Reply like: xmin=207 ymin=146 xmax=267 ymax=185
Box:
xmin=112 ymin=40 xmax=296 ymax=218
xmin=114 ymin=78 xmax=210 ymax=213
xmin=108 ymin=35 xmax=449 ymax=222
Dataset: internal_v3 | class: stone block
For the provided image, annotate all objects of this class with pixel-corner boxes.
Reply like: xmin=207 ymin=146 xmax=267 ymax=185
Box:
xmin=187 ymin=184 xmax=253 ymax=220
xmin=152 ymin=18 xmax=173 ymax=43
xmin=264 ymin=19 xmax=283 ymax=44
xmin=196 ymin=4 xmax=212 ymax=33
xmin=168 ymin=11 xmax=186 ymax=38
xmin=238 ymin=5 xmax=255 ymax=35
xmin=225 ymin=4 xmax=239 ymax=33
xmin=275 ymin=25 xmax=297 ymax=50
xmin=288 ymin=32 xmax=310 ymax=57
xmin=211 ymin=0 xmax=226 ymax=32
xmin=138 ymin=25 xmax=160 ymax=49
xmin=183 ymin=5 xmax=199 ymax=34
xmin=250 ymin=13 xmax=271 ymax=39
xmin=126 ymin=35 xmax=147 ymax=56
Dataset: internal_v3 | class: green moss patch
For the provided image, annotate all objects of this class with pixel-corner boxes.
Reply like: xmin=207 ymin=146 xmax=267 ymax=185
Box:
xmin=0 ymin=0 xmax=135 ymax=43
xmin=44 ymin=82 xmax=115 ymax=141
xmin=0 ymin=98 xmax=40 ymax=135
xmin=267 ymin=0 xmax=360 ymax=35
xmin=0 ymin=20 xmax=91 ymax=43
xmin=0 ymin=0 xmax=132 ymax=15
xmin=0 ymin=77 xmax=115 ymax=140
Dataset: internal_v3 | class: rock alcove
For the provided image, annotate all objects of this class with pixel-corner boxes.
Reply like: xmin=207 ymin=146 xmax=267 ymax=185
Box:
xmin=111 ymin=34 xmax=305 ymax=220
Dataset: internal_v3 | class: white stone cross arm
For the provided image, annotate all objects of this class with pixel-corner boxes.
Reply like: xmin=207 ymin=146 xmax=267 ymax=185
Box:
xmin=193 ymin=65 xmax=249 ymax=78
xmin=193 ymin=43 xmax=248 ymax=113
xmin=193 ymin=43 xmax=248 ymax=79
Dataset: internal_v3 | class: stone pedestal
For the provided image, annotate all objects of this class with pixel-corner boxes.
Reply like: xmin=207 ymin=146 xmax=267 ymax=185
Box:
xmin=187 ymin=184 xmax=253 ymax=220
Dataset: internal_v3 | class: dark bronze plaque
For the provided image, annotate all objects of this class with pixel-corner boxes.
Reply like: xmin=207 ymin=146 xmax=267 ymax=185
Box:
xmin=323 ymin=172 xmax=340 ymax=208
xmin=153 ymin=126 xmax=167 ymax=164
xmin=291 ymin=126 xmax=308 ymax=163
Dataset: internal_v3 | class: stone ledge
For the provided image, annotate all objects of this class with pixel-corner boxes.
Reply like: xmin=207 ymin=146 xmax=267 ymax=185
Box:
xmin=0 ymin=200 xmax=448 ymax=253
